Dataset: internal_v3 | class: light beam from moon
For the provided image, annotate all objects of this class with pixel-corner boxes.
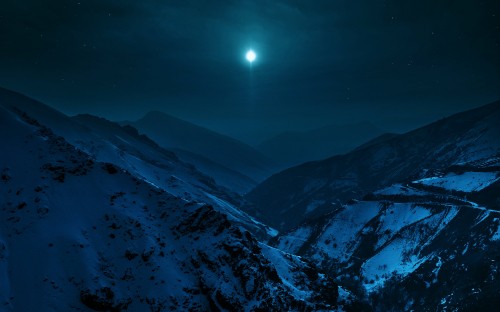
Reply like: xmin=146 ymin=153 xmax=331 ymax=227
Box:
xmin=246 ymin=50 xmax=256 ymax=63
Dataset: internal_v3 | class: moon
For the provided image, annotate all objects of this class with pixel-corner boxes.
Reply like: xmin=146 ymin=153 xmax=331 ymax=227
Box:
xmin=246 ymin=50 xmax=256 ymax=63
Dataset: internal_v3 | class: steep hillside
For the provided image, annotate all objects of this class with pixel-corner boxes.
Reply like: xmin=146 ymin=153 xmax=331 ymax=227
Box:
xmin=169 ymin=147 xmax=257 ymax=194
xmin=73 ymin=114 xmax=257 ymax=195
xmin=273 ymin=157 xmax=500 ymax=310
xmin=0 ymin=87 xmax=274 ymax=236
xmin=246 ymin=101 xmax=500 ymax=231
xmin=130 ymin=111 xmax=277 ymax=183
xmin=0 ymin=96 xmax=342 ymax=311
xmin=257 ymin=122 xmax=384 ymax=167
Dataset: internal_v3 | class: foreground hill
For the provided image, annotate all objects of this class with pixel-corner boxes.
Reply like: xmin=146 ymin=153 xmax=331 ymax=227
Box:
xmin=246 ymin=100 xmax=500 ymax=309
xmin=130 ymin=111 xmax=277 ymax=183
xmin=274 ymin=157 xmax=500 ymax=310
xmin=72 ymin=113 xmax=257 ymax=194
xmin=246 ymin=100 xmax=500 ymax=232
xmin=0 ymin=92 xmax=342 ymax=311
xmin=0 ymin=87 xmax=274 ymax=236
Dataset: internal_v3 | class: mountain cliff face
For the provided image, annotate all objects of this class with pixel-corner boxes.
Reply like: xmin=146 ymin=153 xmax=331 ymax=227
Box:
xmin=246 ymin=101 xmax=500 ymax=232
xmin=248 ymin=101 xmax=500 ymax=310
xmin=0 ymin=87 xmax=275 ymax=237
xmin=273 ymin=157 xmax=500 ymax=310
xmin=0 ymin=91 xmax=342 ymax=311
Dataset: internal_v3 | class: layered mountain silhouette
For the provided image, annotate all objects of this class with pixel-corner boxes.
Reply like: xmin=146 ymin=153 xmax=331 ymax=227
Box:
xmin=246 ymin=100 xmax=500 ymax=232
xmin=257 ymin=121 xmax=384 ymax=168
xmin=2 ymin=85 xmax=499 ymax=311
xmin=0 ymin=87 xmax=346 ymax=311
xmin=245 ymin=100 xmax=500 ymax=310
xmin=0 ymin=87 xmax=277 ymax=236
xmin=129 ymin=111 xmax=277 ymax=185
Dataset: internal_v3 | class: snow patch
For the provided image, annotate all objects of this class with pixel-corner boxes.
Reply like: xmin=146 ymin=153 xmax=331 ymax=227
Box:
xmin=375 ymin=184 xmax=428 ymax=196
xmin=277 ymin=227 xmax=313 ymax=254
xmin=375 ymin=203 xmax=432 ymax=249
xmin=313 ymin=201 xmax=380 ymax=261
xmin=362 ymin=237 xmax=430 ymax=292
xmin=491 ymin=223 xmax=500 ymax=241
xmin=415 ymin=171 xmax=499 ymax=192
xmin=305 ymin=199 xmax=325 ymax=214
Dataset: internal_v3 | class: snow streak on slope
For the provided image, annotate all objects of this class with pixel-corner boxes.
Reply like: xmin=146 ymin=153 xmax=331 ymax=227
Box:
xmin=414 ymin=171 xmax=500 ymax=192
xmin=312 ymin=202 xmax=381 ymax=262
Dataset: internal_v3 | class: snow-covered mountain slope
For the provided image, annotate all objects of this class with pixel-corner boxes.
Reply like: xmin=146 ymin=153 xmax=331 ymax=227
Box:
xmin=167 ymin=147 xmax=257 ymax=194
xmin=77 ymin=113 xmax=257 ymax=195
xmin=257 ymin=122 xmax=384 ymax=168
xmin=71 ymin=113 xmax=254 ymax=196
xmin=0 ymin=88 xmax=274 ymax=237
xmin=0 ymin=98 xmax=343 ymax=311
xmin=246 ymin=100 xmax=500 ymax=232
xmin=129 ymin=111 xmax=277 ymax=183
xmin=272 ymin=157 xmax=500 ymax=310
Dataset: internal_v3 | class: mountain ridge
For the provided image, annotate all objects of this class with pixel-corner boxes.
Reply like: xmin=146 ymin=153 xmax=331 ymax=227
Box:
xmin=257 ymin=121 xmax=384 ymax=168
xmin=246 ymin=100 xmax=500 ymax=231
xmin=0 ymin=87 xmax=277 ymax=238
xmin=257 ymin=100 xmax=500 ymax=309
xmin=129 ymin=110 xmax=278 ymax=183
xmin=0 ymin=87 xmax=348 ymax=311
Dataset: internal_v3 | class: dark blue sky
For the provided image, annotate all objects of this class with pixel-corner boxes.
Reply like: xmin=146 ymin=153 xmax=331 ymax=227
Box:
xmin=1 ymin=0 xmax=499 ymax=143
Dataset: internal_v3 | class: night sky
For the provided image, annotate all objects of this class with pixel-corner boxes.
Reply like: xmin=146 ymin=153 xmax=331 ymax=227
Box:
xmin=1 ymin=0 xmax=499 ymax=143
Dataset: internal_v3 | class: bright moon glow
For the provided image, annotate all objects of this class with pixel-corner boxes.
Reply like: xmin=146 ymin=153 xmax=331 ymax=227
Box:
xmin=246 ymin=50 xmax=256 ymax=63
